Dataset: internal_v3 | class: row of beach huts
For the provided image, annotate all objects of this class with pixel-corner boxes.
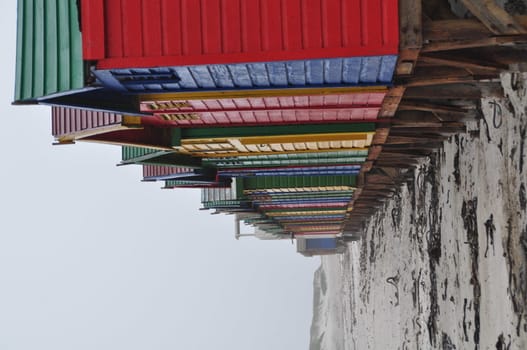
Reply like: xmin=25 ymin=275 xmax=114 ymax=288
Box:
xmin=15 ymin=0 xmax=400 ymax=256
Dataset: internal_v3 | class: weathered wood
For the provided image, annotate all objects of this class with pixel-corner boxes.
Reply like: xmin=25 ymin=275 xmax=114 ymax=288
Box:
xmin=367 ymin=145 xmax=384 ymax=161
xmin=424 ymin=17 xmax=527 ymax=41
xmin=419 ymin=54 xmax=508 ymax=72
xmin=402 ymin=74 xmax=497 ymax=87
xmin=347 ymin=211 xmax=375 ymax=217
xmin=361 ymin=189 xmax=397 ymax=196
xmin=375 ymin=160 xmax=420 ymax=167
xmin=404 ymin=83 xmax=503 ymax=99
xmin=386 ymin=135 xmax=447 ymax=144
xmin=342 ymin=7 xmax=527 ymax=228
xmin=361 ymin=184 xmax=398 ymax=192
xmin=356 ymin=172 xmax=365 ymax=187
xmin=377 ymin=151 xmax=424 ymax=159
xmin=391 ymin=112 xmax=444 ymax=125
xmin=459 ymin=46 xmax=527 ymax=64
xmin=423 ymin=0 xmax=458 ymax=20
xmin=459 ymin=0 xmax=527 ymax=35
xmin=397 ymin=0 xmax=422 ymax=75
xmin=378 ymin=167 xmax=403 ymax=180
xmin=382 ymin=143 xmax=443 ymax=151
xmin=364 ymin=174 xmax=396 ymax=185
xmin=358 ymin=192 xmax=393 ymax=199
xmin=398 ymin=110 xmax=472 ymax=122
xmin=398 ymin=101 xmax=470 ymax=115
xmin=371 ymin=127 xmax=390 ymax=146
xmin=353 ymin=199 xmax=386 ymax=206
xmin=360 ymin=160 xmax=374 ymax=173
xmin=379 ymin=86 xmax=406 ymax=118
xmin=355 ymin=199 xmax=391 ymax=208
xmin=397 ymin=50 xmax=421 ymax=75
xmin=422 ymin=35 xmax=527 ymax=52
xmin=391 ymin=121 xmax=464 ymax=130
xmin=399 ymin=0 xmax=423 ymax=49
xmin=390 ymin=126 xmax=466 ymax=135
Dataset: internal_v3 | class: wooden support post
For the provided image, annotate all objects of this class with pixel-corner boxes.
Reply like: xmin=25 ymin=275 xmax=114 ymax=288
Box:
xmin=398 ymin=0 xmax=423 ymax=75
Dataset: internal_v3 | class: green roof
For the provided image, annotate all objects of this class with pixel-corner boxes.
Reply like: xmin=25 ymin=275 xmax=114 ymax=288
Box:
xmin=121 ymin=146 xmax=170 ymax=163
xmin=205 ymin=150 xmax=369 ymax=168
xmin=243 ymin=175 xmax=357 ymax=190
xmin=14 ymin=0 xmax=84 ymax=103
xmin=121 ymin=146 xmax=202 ymax=168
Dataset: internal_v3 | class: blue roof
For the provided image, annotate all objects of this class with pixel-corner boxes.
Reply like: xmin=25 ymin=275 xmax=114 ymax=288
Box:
xmin=93 ymin=56 xmax=397 ymax=93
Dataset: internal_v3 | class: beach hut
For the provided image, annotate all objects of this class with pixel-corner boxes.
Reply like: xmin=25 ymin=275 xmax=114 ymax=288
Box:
xmin=14 ymin=0 xmax=86 ymax=104
xmin=296 ymin=237 xmax=346 ymax=256
xmin=80 ymin=0 xmax=399 ymax=93
xmin=51 ymin=106 xmax=143 ymax=144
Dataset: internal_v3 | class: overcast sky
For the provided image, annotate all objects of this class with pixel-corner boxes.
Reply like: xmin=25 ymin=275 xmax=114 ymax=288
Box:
xmin=0 ymin=3 xmax=319 ymax=349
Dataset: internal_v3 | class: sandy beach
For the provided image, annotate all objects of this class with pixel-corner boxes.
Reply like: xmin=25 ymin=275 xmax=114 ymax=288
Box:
xmin=310 ymin=72 xmax=527 ymax=349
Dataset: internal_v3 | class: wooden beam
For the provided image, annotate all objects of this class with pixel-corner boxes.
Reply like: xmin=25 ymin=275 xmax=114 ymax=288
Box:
xmin=397 ymin=50 xmax=421 ymax=75
xmin=459 ymin=0 xmax=527 ymax=35
xmin=404 ymin=83 xmax=503 ymax=99
xmin=367 ymin=145 xmax=384 ymax=161
xmin=361 ymin=184 xmax=398 ymax=191
xmin=378 ymin=167 xmax=403 ymax=180
xmin=402 ymin=74 xmax=497 ymax=87
xmin=364 ymin=174 xmax=396 ymax=185
xmin=460 ymin=46 xmax=527 ymax=64
xmin=385 ymin=135 xmax=447 ymax=144
xmin=382 ymin=143 xmax=443 ymax=151
xmin=379 ymin=86 xmax=406 ymax=118
xmin=389 ymin=126 xmax=466 ymax=135
xmin=361 ymin=189 xmax=397 ymax=196
xmin=422 ymin=35 xmax=527 ymax=52
xmin=419 ymin=54 xmax=508 ymax=72
xmin=392 ymin=111 xmax=443 ymax=124
xmin=375 ymin=161 xmax=420 ymax=168
xmin=398 ymin=101 xmax=470 ymax=115
xmin=424 ymin=17 xmax=527 ymax=41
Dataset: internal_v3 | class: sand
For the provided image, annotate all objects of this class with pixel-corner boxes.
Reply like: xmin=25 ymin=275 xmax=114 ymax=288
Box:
xmin=310 ymin=72 xmax=527 ymax=350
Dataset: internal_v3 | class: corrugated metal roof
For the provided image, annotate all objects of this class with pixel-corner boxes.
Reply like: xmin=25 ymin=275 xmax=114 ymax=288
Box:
xmin=93 ymin=56 xmax=397 ymax=92
xmin=178 ymin=132 xmax=374 ymax=158
xmin=121 ymin=146 xmax=173 ymax=163
xmin=204 ymin=150 xmax=369 ymax=168
xmin=139 ymin=90 xmax=387 ymax=126
xmin=140 ymin=91 xmax=386 ymax=113
xmin=14 ymin=0 xmax=84 ymax=103
xmin=247 ymin=187 xmax=354 ymax=196
xmin=165 ymin=180 xmax=228 ymax=189
xmin=218 ymin=165 xmax=362 ymax=177
xmin=51 ymin=106 xmax=124 ymax=143
xmin=142 ymin=165 xmax=195 ymax=180
xmin=243 ymin=175 xmax=357 ymax=190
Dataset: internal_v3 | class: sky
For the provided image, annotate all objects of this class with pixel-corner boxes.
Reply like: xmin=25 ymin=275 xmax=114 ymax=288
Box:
xmin=0 ymin=3 xmax=320 ymax=350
